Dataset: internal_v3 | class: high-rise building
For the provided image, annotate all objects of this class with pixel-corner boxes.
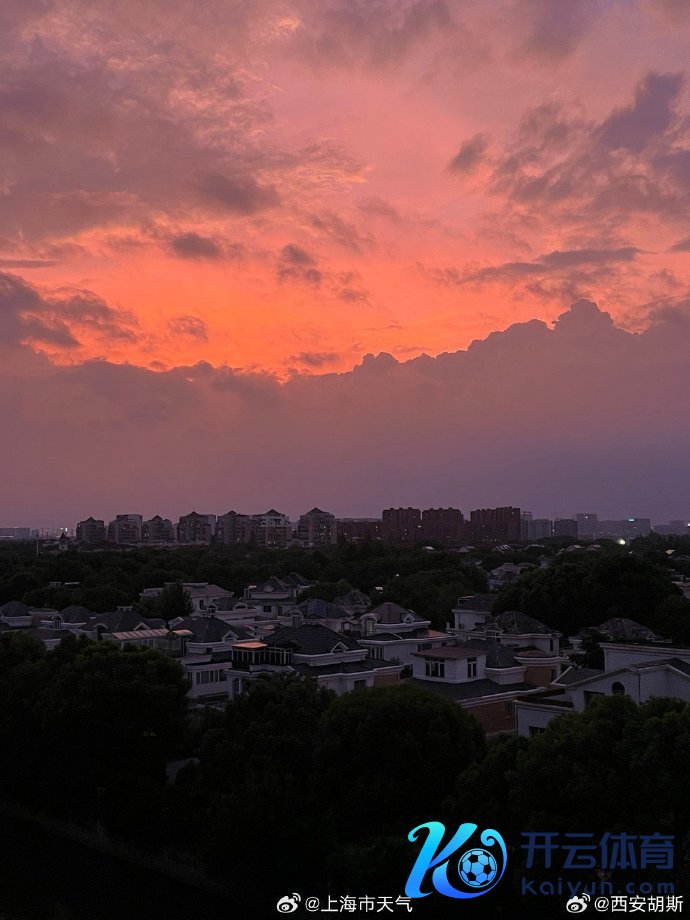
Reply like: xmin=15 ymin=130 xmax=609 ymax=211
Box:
xmin=553 ymin=518 xmax=577 ymax=538
xmin=252 ymin=510 xmax=291 ymax=548
xmin=142 ymin=515 xmax=175 ymax=543
xmin=336 ymin=518 xmax=383 ymax=542
xmin=107 ymin=513 xmax=143 ymax=543
xmin=526 ymin=518 xmax=553 ymax=540
xmin=382 ymin=507 xmax=422 ymax=543
xmin=421 ymin=508 xmax=465 ymax=545
xmin=177 ymin=512 xmax=216 ymax=544
xmin=215 ymin=510 xmax=254 ymax=545
xmin=297 ymin=508 xmax=337 ymax=547
xmin=576 ymin=513 xmax=598 ymax=539
xmin=469 ymin=507 xmax=521 ymax=543
xmin=75 ymin=517 xmax=107 ymax=543
xmin=0 ymin=527 xmax=32 ymax=540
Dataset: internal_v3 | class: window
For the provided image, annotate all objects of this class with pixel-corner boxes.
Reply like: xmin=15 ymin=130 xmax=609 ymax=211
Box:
xmin=584 ymin=690 xmax=605 ymax=706
xmin=263 ymin=605 xmax=272 ymax=613
xmin=425 ymin=658 xmax=445 ymax=678
xmin=467 ymin=657 xmax=477 ymax=678
xmin=353 ymin=679 xmax=367 ymax=689
xmin=529 ymin=726 xmax=546 ymax=736
xmin=371 ymin=647 xmax=384 ymax=659
xmin=611 ymin=681 xmax=625 ymax=695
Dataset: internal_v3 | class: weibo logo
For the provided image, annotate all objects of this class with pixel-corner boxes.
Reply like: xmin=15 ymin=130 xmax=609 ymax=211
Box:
xmin=405 ymin=822 xmax=507 ymax=900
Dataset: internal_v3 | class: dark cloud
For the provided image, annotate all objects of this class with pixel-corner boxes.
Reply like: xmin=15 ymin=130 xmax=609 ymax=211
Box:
xmin=169 ymin=233 xmax=222 ymax=260
xmin=597 ymin=72 xmax=683 ymax=153
xmin=514 ymin=0 xmax=603 ymax=62
xmin=290 ymin=351 xmax=340 ymax=367
xmin=439 ymin=247 xmax=642 ymax=286
xmin=448 ymin=134 xmax=489 ymax=173
xmin=168 ymin=316 xmax=209 ymax=341
xmin=357 ymin=197 xmax=402 ymax=222
xmin=289 ymin=0 xmax=461 ymax=71
xmin=0 ymin=259 xmax=58 ymax=268
xmin=2 ymin=299 xmax=690 ymax=523
xmin=0 ymin=271 xmax=137 ymax=349
xmin=196 ymin=172 xmax=280 ymax=214
xmin=281 ymin=244 xmax=315 ymax=265
xmin=309 ymin=211 xmax=374 ymax=252
xmin=669 ymin=236 xmax=690 ymax=252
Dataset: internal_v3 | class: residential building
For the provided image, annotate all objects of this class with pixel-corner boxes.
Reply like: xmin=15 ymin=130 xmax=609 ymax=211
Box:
xmin=408 ymin=639 xmax=544 ymax=734
xmin=553 ymin=518 xmax=577 ymax=538
xmin=297 ymin=508 xmax=337 ymax=547
xmin=142 ymin=515 xmax=175 ymax=543
xmin=252 ymin=510 xmax=291 ymax=549
xmin=215 ymin=510 xmax=254 ymax=545
xmin=177 ymin=512 xmax=216 ymax=544
xmin=469 ymin=507 xmax=521 ymax=543
xmin=421 ymin=508 xmax=465 ymax=546
xmin=244 ymin=573 xmax=314 ymax=616
xmin=336 ymin=518 xmax=383 ymax=542
xmin=516 ymin=633 xmax=690 ymax=737
xmin=264 ymin=623 xmax=403 ymax=695
xmin=107 ymin=513 xmax=143 ymax=544
xmin=382 ymin=507 xmax=422 ymax=543
xmin=75 ymin=517 xmax=107 ymax=543
xmin=576 ymin=513 xmax=598 ymax=540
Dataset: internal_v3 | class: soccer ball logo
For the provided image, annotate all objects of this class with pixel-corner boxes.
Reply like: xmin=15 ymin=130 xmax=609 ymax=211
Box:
xmin=458 ymin=848 xmax=498 ymax=888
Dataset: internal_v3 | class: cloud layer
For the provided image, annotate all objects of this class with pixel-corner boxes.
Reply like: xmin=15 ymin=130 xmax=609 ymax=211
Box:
xmin=2 ymin=299 xmax=688 ymax=526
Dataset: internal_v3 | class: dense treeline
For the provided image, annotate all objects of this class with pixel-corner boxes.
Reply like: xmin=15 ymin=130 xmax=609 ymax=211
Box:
xmin=494 ymin=547 xmax=688 ymax=639
xmin=0 ymin=541 xmax=488 ymax=627
xmin=3 ymin=533 xmax=690 ymax=634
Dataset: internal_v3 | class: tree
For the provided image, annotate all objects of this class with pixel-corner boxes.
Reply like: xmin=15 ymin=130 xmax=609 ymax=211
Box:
xmin=315 ymin=684 xmax=485 ymax=842
xmin=495 ymin=552 xmax=680 ymax=635
xmin=157 ymin=581 xmax=194 ymax=621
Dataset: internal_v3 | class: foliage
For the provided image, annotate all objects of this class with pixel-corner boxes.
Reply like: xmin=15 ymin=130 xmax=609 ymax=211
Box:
xmin=494 ymin=550 xmax=680 ymax=635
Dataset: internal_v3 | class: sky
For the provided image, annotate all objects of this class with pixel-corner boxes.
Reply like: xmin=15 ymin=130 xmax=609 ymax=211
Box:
xmin=2 ymin=0 xmax=690 ymax=527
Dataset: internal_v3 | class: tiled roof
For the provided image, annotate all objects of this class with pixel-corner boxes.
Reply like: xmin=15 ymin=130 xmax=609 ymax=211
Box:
xmin=368 ymin=602 xmax=424 ymax=624
xmin=0 ymin=601 xmax=31 ymax=618
xmin=175 ymin=616 xmax=252 ymax=643
xmin=296 ymin=598 xmax=349 ymax=620
xmin=334 ymin=589 xmax=371 ymax=607
xmin=485 ymin=611 xmax=559 ymax=636
xmin=265 ymin=624 xmax=362 ymax=655
xmin=290 ymin=656 xmax=400 ymax=676
xmin=454 ymin=595 xmax=495 ymax=612
xmin=555 ymin=667 xmax=605 ymax=686
xmin=592 ymin=618 xmax=664 ymax=642
xmin=59 ymin=605 xmax=95 ymax=623
xmin=84 ymin=610 xmax=166 ymax=632
xmin=406 ymin=677 xmax=537 ymax=701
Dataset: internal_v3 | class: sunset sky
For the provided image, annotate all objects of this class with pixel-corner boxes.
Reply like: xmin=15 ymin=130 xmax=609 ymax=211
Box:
xmin=2 ymin=0 xmax=690 ymax=527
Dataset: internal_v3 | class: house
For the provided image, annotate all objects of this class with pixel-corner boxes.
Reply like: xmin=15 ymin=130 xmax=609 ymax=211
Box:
xmin=0 ymin=601 xmax=34 ymax=629
xmin=408 ymin=639 xmax=544 ymax=734
xmin=243 ymin=573 xmax=314 ymax=616
xmin=346 ymin=602 xmax=453 ymax=666
xmin=140 ymin=581 xmax=234 ymax=615
xmin=279 ymin=599 xmax=352 ymax=633
xmin=452 ymin=594 xmax=496 ymax=632
xmin=515 ymin=631 xmax=690 ymax=737
xmin=264 ymin=623 xmax=403 ymax=695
